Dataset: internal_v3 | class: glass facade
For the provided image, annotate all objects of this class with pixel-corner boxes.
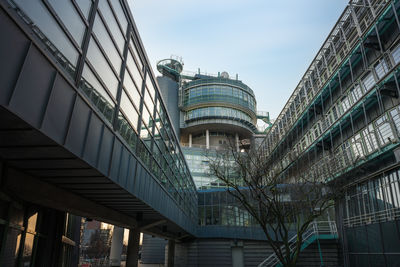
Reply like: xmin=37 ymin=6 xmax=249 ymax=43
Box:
xmin=8 ymin=0 xmax=197 ymax=220
xmin=185 ymin=106 xmax=253 ymax=124
xmin=183 ymin=84 xmax=256 ymax=112
xmin=198 ymin=190 xmax=256 ymax=226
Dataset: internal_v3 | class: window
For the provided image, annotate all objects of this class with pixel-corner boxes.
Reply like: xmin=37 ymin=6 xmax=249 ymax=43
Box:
xmin=75 ymin=0 xmax=92 ymax=19
xmin=98 ymin=0 xmax=125 ymax=52
xmin=375 ymin=115 xmax=395 ymax=146
xmin=109 ymin=0 xmax=128 ymax=33
xmin=120 ymin=90 xmax=139 ymax=130
xmin=391 ymin=43 xmax=400 ymax=65
xmin=374 ymin=58 xmax=389 ymax=80
xmin=13 ymin=0 xmax=79 ymax=66
xmin=362 ymin=72 xmax=376 ymax=92
xmin=92 ymin=14 xmax=122 ymax=73
xmin=47 ymin=0 xmax=86 ymax=45
xmin=86 ymin=38 xmax=119 ymax=97
xmin=126 ymin=50 xmax=143 ymax=87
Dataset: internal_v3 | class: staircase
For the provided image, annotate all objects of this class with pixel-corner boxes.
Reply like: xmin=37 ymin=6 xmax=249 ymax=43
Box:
xmin=257 ymin=221 xmax=338 ymax=267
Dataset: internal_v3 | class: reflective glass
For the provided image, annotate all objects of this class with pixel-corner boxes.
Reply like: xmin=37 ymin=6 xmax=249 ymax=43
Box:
xmin=75 ymin=0 xmax=92 ymax=19
xmin=98 ymin=0 xmax=125 ymax=52
xmin=93 ymin=14 xmax=122 ymax=73
xmin=123 ymin=73 xmax=141 ymax=110
xmin=81 ymin=64 xmax=115 ymax=122
xmin=47 ymin=0 xmax=86 ymax=45
xmin=120 ymin=90 xmax=139 ymax=130
xmin=109 ymin=0 xmax=128 ymax=33
xmin=126 ymin=50 xmax=143 ymax=87
xmin=130 ymin=38 xmax=143 ymax=72
xmin=146 ymin=77 xmax=156 ymax=101
xmin=13 ymin=0 xmax=79 ymax=66
xmin=86 ymin=37 xmax=119 ymax=97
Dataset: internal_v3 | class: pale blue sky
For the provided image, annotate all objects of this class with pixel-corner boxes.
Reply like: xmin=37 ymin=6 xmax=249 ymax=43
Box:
xmin=129 ymin=0 xmax=348 ymax=118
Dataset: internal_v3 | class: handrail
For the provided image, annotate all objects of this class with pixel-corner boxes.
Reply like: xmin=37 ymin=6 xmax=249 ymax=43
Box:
xmin=257 ymin=221 xmax=338 ymax=267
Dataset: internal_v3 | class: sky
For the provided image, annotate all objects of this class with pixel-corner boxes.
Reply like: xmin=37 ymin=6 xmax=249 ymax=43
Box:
xmin=129 ymin=0 xmax=349 ymax=119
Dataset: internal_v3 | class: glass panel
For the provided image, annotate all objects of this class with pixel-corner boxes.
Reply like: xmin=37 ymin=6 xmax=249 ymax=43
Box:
xmin=98 ymin=0 xmax=125 ymax=52
xmin=109 ymin=0 xmax=128 ymax=33
xmin=146 ymin=77 xmax=156 ymax=101
xmin=75 ymin=0 xmax=92 ymax=19
xmin=117 ymin=112 xmax=137 ymax=150
xmin=126 ymin=50 xmax=143 ymax=87
xmin=374 ymin=115 xmax=395 ymax=146
xmin=374 ymin=58 xmax=389 ymax=80
xmin=86 ymin=38 xmax=119 ymax=97
xmin=390 ymin=107 xmax=400 ymax=133
xmin=392 ymin=43 xmax=400 ymax=65
xmin=130 ymin=38 xmax=143 ymax=72
xmin=81 ymin=64 xmax=115 ymax=122
xmin=123 ymin=73 xmax=141 ymax=110
xmin=93 ymin=14 xmax=122 ymax=73
xmin=120 ymin=90 xmax=138 ymax=130
xmin=13 ymin=0 xmax=79 ymax=66
xmin=362 ymin=72 xmax=376 ymax=92
xmin=362 ymin=125 xmax=378 ymax=154
xmin=141 ymin=105 xmax=153 ymax=129
xmin=47 ymin=0 xmax=86 ymax=45
xmin=350 ymin=84 xmax=363 ymax=103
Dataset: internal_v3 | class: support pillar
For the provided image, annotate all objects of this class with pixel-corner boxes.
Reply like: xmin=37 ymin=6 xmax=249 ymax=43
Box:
xmin=167 ymin=239 xmax=175 ymax=267
xmin=235 ymin=133 xmax=240 ymax=152
xmin=110 ymin=226 xmax=124 ymax=266
xmin=189 ymin=134 xmax=192 ymax=148
xmin=206 ymin=130 xmax=209 ymax=149
xmin=126 ymin=228 xmax=140 ymax=267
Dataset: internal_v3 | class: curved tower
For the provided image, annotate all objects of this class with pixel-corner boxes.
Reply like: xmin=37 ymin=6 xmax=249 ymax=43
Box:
xmin=178 ymin=71 xmax=258 ymax=189
xmin=180 ymin=72 xmax=257 ymax=147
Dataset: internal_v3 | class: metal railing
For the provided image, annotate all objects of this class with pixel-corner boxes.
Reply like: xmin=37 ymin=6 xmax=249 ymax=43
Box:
xmin=344 ymin=207 xmax=400 ymax=227
xmin=258 ymin=221 xmax=338 ymax=267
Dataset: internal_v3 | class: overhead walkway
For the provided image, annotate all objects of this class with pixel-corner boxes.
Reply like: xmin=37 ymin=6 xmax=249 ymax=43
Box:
xmin=0 ymin=0 xmax=197 ymax=240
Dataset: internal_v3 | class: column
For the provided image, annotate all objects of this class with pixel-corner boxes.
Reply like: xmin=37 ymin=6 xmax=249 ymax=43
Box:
xmin=235 ymin=133 xmax=240 ymax=152
xmin=206 ymin=129 xmax=210 ymax=149
xmin=126 ymin=228 xmax=140 ymax=267
xmin=167 ymin=239 xmax=176 ymax=267
xmin=110 ymin=226 xmax=124 ymax=267
xmin=189 ymin=134 xmax=192 ymax=148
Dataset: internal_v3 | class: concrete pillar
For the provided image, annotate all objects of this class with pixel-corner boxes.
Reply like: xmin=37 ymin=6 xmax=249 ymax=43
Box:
xmin=189 ymin=134 xmax=192 ymax=148
xmin=167 ymin=239 xmax=175 ymax=267
xmin=110 ymin=226 xmax=124 ymax=266
xmin=206 ymin=129 xmax=210 ymax=149
xmin=235 ymin=133 xmax=240 ymax=152
xmin=126 ymin=228 xmax=140 ymax=267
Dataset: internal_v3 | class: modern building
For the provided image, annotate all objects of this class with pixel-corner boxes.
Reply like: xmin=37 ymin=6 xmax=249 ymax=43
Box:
xmin=2 ymin=0 xmax=399 ymax=266
xmin=259 ymin=0 xmax=400 ymax=266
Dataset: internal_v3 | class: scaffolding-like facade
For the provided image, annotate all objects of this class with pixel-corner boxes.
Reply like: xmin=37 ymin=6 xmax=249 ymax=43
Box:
xmin=260 ymin=0 xmax=400 ymax=265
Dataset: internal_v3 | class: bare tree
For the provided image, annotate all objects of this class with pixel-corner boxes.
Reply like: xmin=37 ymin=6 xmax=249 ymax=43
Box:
xmin=208 ymin=141 xmax=340 ymax=267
